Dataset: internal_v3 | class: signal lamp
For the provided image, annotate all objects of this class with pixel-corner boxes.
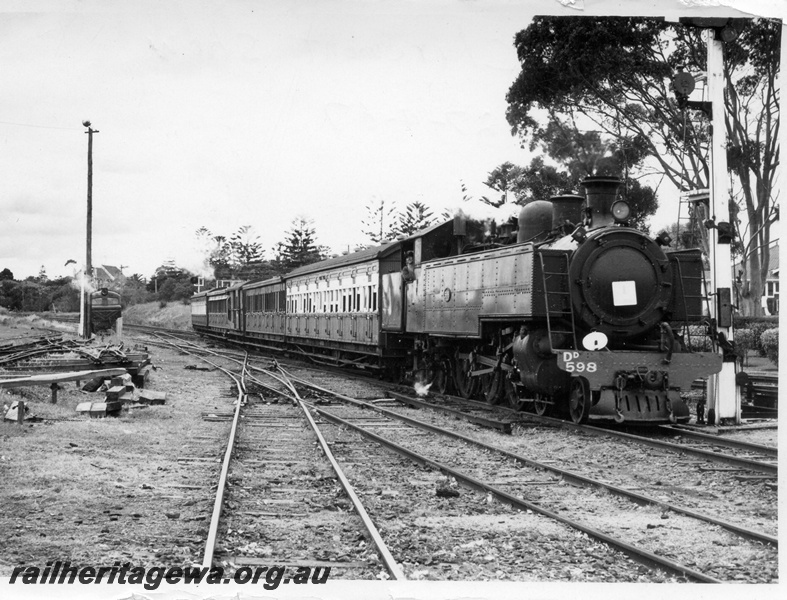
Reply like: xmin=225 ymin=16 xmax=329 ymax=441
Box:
xmin=656 ymin=231 xmax=672 ymax=247
xmin=717 ymin=221 xmax=734 ymax=244
xmin=719 ymin=25 xmax=739 ymax=43
xmin=611 ymin=201 xmax=631 ymax=222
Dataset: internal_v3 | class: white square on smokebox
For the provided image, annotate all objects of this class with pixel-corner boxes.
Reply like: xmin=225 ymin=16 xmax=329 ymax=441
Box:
xmin=612 ymin=280 xmax=637 ymax=306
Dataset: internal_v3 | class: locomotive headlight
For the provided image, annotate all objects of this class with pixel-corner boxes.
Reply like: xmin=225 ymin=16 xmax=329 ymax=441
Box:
xmin=611 ymin=201 xmax=630 ymax=222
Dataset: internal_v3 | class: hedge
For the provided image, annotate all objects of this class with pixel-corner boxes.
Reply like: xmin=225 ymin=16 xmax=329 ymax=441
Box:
xmin=734 ymin=328 xmax=757 ymax=367
xmin=734 ymin=316 xmax=780 ymax=356
xmin=760 ymin=328 xmax=779 ymax=366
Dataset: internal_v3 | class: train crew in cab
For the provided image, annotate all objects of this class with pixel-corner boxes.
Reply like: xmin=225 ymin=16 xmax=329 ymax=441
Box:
xmin=401 ymin=252 xmax=416 ymax=283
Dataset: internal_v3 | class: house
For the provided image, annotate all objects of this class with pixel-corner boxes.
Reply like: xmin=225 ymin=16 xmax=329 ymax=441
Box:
xmin=762 ymin=246 xmax=779 ymax=315
xmin=734 ymin=242 xmax=779 ymax=316
xmin=93 ymin=265 xmax=126 ymax=291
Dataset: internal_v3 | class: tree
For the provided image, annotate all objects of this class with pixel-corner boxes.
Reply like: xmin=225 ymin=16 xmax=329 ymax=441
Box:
xmin=0 ymin=268 xmax=13 ymax=281
xmin=36 ymin=266 xmax=48 ymax=283
xmin=272 ymin=217 xmax=328 ymax=273
xmin=362 ymin=197 xmax=398 ymax=244
xmin=483 ymin=162 xmax=525 ymax=207
xmin=229 ymin=225 xmax=264 ymax=267
xmin=506 ymin=16 xmax=780 ymax=315
xmin=486 ymin=118 xmax=659 ymax=230
xmin=505 ymin=157 xmax=575 ymax=206
xmin=0 ymin=280 xmax=22 ymax=310
xmin=396 ymin=202 xmax=435 ymax=237
xmin=121 ymin=273 xmax=149 ymax=306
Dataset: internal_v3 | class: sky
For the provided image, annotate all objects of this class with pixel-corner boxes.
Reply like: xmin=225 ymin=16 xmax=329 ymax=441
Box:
xmin=0 ymin=0 xmax=783 ymax=282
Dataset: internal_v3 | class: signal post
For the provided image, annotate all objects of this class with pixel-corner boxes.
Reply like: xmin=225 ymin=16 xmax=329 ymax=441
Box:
xmin=677 ymin=20 xmax=742 ymax=424
xmin=705 ymin=27 xmax=741 ymax=425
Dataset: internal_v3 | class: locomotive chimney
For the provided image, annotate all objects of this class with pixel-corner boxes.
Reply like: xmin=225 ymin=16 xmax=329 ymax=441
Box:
xmin=517 ymin=200 xmax=553 ymax=243
xmin=580 ymin=176 xmax=622 ymax=229
xmin=549 ymin=194 xmax=584 ymax=234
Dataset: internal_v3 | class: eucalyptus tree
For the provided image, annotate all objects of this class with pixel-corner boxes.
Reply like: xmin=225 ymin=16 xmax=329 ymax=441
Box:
xmin=506 ymin=16 xmax=779 ymax=314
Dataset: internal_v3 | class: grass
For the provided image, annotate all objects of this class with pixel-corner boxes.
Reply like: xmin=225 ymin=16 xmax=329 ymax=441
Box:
xmin=121 ymin=301 xmax=192 ymax=330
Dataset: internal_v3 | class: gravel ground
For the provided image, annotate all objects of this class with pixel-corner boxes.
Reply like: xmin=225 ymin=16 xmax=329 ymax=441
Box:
xmin=0 ymin=319 xmax=779 ymax=586
xmin=0 ymin=323 xmax=231 ymax=574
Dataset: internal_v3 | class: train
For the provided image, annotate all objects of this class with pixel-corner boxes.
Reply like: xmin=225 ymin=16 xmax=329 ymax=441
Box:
xmin=89 ymin=288 xmax=123 ymax=335
xmin=191 ymin=176 xmax=723 ymax=424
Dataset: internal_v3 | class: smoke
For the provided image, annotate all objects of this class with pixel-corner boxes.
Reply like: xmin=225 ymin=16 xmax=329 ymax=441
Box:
xmin=450 ymin=200 xmax=520 ymax=229
xmin=177 ymin=236 xmax=219 ymax=280
xmin=414 ymin=381 xmax=432 ymax=397
xmin=68 ymin=269 xmax=97 ymax=294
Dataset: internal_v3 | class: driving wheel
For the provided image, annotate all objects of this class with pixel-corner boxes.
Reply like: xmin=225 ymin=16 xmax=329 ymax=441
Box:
xmin=568 ymin=377 xmax=592 ymax=424
xmin=481 ymin=370 xmax=504 ymax=405
xmin=454 ymin=353 xmax=479 ymax=399
xmin=533 ymin=394 xmax=552 ymax=416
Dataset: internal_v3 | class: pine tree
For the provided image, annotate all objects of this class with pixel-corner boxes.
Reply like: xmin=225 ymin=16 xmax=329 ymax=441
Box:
xmin=396 ymin=202 xmax=435 ymax=237
xmin=273 ymin=217 xmax=327 ymax=272
xmin=362 ymin=197 xmax=398 ymax=244
xmin=229 ymin=225 xmax=264 ymax=266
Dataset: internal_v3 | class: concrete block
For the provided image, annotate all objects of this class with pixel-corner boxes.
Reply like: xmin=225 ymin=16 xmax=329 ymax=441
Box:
xmin=110 ymin=373 xmax=134 ymax=391
xmin=138 ymin=390 xmax=167 ymax=405
xmin=4 ymin=401 xmax=27 ymax=421
xmin=132 ymin=365 xmax=153 ymax=389
xmin=88 ymin=401 xmax=122 ymax=417
xmin=89 ymin=402 xmax=108 ymax=417
xmin=105 ymin=386 xmax=126 ymax=401
xmin=76 ymin=402 xmax=93 ymax=414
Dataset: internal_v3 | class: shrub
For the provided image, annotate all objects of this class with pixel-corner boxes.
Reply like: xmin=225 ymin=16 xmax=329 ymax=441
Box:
xmin=683 ymin=324 xmax=712 ymax=352
xmin=733 ymin=328 xmax=756 ymax=367
xmin=159 ymin=300 xmax=168 ymax=309
xmin=735 ymin=317 xmax=780 ymax=356
xmin=760 ymin=328 xmax=779 ymax=366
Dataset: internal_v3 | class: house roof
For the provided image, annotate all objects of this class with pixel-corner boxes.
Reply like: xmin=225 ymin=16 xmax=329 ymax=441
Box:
xmin=733 ymin=241 xmax=779 ymax=278
xmin=94 ymin=265 xmax=124 ymax=280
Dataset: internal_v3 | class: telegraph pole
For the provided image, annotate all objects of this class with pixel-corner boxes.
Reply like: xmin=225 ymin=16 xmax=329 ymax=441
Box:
xmin=81 ymin=120 xmax=99 ymax=339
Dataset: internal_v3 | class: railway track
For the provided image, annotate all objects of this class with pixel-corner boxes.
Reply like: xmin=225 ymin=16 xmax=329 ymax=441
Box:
xmin=81 ymin=328 xmax=779 ymax=582
xmin=379 ymin=390 xmax=778 ymax=475
xmin=279 ymin=368 xmax=777 ymax=582
xmin=151 ymin=333 xmax=404 ymax=579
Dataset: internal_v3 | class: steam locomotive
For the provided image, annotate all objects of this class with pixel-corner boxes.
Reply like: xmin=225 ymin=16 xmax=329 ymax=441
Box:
xmin=192 ymin=176 xmax=722 ymax=424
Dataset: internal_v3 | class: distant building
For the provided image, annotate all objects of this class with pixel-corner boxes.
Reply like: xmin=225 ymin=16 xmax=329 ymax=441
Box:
xmin=93 ymin=265 xmax=126 ymax=290
xmin=734 ymin=242 xmax=779 ymax=316
xmin=762 ymin=247 xmax=779 ymax=315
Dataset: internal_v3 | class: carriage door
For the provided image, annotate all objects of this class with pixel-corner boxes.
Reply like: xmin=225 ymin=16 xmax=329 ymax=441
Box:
xmin=236 ymin=288 xmax=245 ymax=333
xmin=381 ymin=272 xmax=404 ymax=331
xmin=230 ymin=289 xmax=238 ymax=330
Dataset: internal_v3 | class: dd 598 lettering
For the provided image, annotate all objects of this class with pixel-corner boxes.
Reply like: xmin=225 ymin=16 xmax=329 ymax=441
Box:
xmin=562 ymin=351 xmax=597 ymax=373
